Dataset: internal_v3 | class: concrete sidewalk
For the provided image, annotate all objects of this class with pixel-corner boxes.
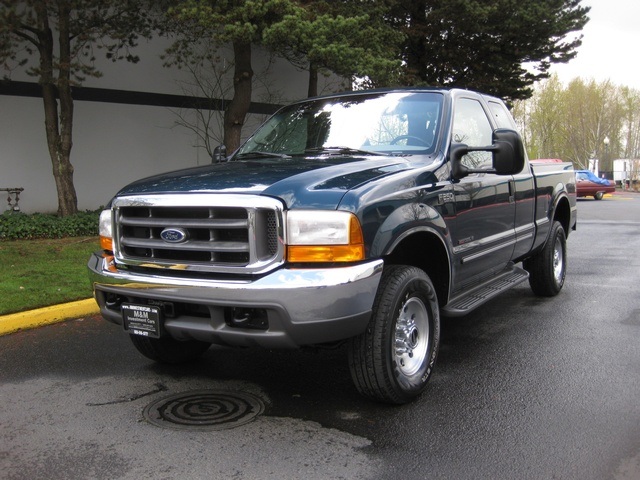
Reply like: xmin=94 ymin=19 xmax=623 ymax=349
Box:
xmin=0 ymin=298 xmax=99 ymax=336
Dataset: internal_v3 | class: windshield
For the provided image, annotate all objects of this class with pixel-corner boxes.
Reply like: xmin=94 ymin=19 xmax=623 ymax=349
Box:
xmin=235 ymin=91 xmax=443 ymax=159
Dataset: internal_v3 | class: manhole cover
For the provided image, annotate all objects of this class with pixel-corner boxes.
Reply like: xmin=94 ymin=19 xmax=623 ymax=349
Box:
xmin=143 ymin=390 xmax=265 ymax=431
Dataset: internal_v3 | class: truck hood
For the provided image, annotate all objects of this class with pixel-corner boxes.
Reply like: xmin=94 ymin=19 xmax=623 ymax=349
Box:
xmin=116 ymin=156 xmax=415 ymax=209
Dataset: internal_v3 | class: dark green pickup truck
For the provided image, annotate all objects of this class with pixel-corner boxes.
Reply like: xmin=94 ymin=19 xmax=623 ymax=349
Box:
xmin=89 ymin=88 xmax=576 ymax=403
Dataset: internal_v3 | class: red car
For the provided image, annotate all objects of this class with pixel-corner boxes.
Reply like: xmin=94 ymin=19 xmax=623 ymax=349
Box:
xmin=576 ymin=170 xmax=616 ymax=200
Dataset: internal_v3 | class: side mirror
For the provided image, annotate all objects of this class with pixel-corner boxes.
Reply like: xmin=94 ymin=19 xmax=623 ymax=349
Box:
xmin=212 ymin=144 xmax=227 ymax=163
xmin=450 ymin=128 xmax=525 ymax=179
xmin=450 ymin=143 xmax=471 ymax=179
xmin=493 ymin=129 xmax=525 ymax=175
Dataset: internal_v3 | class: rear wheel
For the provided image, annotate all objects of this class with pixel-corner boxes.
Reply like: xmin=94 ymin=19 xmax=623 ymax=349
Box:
xmin=348 ymin=265 xmax=440 ymax=404
xmin=129 ymin=334 xmax=211 ymax=364
xmin=594 ymin=192 xmax=604 ymax=200
xmin=524 ymin=220 xmax=567 ymax=296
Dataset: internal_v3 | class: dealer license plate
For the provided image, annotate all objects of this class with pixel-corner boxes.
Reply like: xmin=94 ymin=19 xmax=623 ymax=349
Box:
xmin=122 ymin=304 xmax=161 ymax=339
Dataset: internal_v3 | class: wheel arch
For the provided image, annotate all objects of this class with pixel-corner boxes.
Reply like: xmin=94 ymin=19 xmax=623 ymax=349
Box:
xmin=382 ymin=228 xmax=451 ymax=307
xmin=552 ymin=193 xmax=573 ymax=238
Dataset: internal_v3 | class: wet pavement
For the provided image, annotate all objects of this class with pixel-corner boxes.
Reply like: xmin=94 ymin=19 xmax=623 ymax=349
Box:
xmin=1 ymin=192 xmax=640 ymax=479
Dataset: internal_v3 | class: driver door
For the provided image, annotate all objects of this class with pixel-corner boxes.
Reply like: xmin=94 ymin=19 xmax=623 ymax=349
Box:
xmin=448 ymin=97 xmax=517 ymax=293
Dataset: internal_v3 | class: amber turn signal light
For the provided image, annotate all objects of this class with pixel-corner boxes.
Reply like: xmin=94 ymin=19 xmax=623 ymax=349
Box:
xmin=100 ymin=235 xmax=113 ymax=252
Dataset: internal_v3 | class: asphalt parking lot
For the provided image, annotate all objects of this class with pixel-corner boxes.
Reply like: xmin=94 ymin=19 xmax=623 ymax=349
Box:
xmin=1 ymin=190 xmax=639 ymax=480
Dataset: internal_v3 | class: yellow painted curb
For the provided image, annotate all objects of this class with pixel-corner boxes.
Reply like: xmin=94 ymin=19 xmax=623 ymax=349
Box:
xmin=0 ymin=298 xmax=100 ymax=336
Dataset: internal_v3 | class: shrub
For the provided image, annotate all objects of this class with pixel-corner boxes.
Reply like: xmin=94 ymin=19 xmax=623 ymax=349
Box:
xmin=0 ymin=210 xmax=100 ymax=240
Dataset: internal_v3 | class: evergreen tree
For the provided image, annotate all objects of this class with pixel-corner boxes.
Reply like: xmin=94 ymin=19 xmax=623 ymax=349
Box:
xmin=168 ymin=0 xmax=404 ymax=151
xmin=263 ymin=0 xmax=403 ymax=96
xmin=389 ymin=0 xmax=590 ymax=102
xmin=167 ymin=0 xmax=300 ymax=153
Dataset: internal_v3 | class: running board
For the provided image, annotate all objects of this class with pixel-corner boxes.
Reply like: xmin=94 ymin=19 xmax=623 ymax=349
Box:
xmin=442 ymin=264 xmax=529 ymax=317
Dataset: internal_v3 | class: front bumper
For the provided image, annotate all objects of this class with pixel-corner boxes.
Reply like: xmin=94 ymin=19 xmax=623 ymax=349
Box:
xmin=88 ymin=252 xmax=382 ymax=348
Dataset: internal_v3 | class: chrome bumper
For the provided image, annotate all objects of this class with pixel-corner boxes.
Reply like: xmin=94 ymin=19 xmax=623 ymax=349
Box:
xmin=88 ymin=252 xmax=382 ymax=348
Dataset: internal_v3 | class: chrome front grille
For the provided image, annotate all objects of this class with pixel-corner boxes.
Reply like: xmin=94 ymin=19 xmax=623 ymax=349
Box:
xmin=112 ymin=195 xmax=284 ymax=274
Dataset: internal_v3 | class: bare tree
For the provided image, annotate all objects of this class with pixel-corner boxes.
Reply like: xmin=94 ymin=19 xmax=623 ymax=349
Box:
xmin=514 ymin=76 xmax=635 ymax=177
xmin=167 ymin=42 xmax=286 ymax=159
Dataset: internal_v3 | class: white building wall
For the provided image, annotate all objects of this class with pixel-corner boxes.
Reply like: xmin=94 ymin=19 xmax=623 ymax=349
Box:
xmin=1 ymin=37 xmax=347 ymax=213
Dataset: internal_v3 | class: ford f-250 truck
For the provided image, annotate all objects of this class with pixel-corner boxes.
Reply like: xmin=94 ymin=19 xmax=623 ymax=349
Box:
xmin=88 ymin=88 xmax=577 ymax=404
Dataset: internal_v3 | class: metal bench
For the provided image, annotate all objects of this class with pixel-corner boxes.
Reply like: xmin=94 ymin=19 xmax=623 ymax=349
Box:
xmin=0 ymin=187 xmax=24 ymax=211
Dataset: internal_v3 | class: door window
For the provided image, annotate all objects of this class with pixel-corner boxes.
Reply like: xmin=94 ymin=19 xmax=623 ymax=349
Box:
xmin=452 ymin=98 xmax=493 ymax=170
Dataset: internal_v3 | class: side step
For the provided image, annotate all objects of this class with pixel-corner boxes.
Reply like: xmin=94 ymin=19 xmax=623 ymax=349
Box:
xmin=442 ymin=264 xmax=529 ymax=317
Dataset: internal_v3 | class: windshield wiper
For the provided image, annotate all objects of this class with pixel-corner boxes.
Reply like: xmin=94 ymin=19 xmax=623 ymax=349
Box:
xmin=234 ymin=151 xmax=291 ymax=159
xmin=303 ymin=146 xmax=384 ymax=156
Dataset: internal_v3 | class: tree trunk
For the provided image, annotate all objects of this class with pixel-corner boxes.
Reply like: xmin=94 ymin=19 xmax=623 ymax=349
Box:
xmin=224 ymin=41 xmax=253 ymax=153
xmin=36 ymin=1 xmax=78 ymax=217
xmin=308 ymin=62 xmax=318 ymax=98
xmin=402 ymin=0 xmax=430 ymax=85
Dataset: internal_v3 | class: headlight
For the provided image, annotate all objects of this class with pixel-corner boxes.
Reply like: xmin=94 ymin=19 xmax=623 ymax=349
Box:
xmin=99 ymin=209 xmax=113 ymax=252
xmin=286 ymin=211 xmax=365 ymax=262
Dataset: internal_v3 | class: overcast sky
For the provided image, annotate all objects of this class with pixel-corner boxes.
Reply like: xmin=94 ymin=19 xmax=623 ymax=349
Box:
xmin=549 ymin=0 xmax=640 ymax=90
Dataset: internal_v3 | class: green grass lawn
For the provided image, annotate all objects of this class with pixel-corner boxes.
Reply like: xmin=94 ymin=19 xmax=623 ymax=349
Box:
xmin=0 ymin=236 xmax=99 ymax=315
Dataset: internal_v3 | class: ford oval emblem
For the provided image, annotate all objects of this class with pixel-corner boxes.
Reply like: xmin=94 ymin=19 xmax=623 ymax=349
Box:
xmin=160 ymin=228 xmax=189 ymax=244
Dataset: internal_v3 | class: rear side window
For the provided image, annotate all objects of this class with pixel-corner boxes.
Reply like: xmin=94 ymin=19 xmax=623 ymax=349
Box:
xmin=488 ymin=100 xmax=516 ymax=129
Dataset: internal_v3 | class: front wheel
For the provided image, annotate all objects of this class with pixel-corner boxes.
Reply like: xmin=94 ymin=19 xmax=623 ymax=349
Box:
xmin=594 ymin=191 xmax=604 ymax=200
xmin=524 ymin=220 xmax=567 ymax=296
xmin=129 ymin=334 xmax=211 ymax=364
xmin=348 ymin=265 xmax=440 ymax=404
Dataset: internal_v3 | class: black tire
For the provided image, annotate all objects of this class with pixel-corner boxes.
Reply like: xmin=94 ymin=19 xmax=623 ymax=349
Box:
xmin=524 ymin=220 xmax=567 ymax=297
xmin=129 ymin=334 xmax=211 ymax=364
xmin=594 ymin=192 xmax=604 ymax=200
xmin=348 ymin=265 xmax=440 ymax=404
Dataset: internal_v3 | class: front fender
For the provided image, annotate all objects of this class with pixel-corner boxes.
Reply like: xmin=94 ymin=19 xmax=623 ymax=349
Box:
xmin=368 ymin=202 xmax=448 ymax=258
